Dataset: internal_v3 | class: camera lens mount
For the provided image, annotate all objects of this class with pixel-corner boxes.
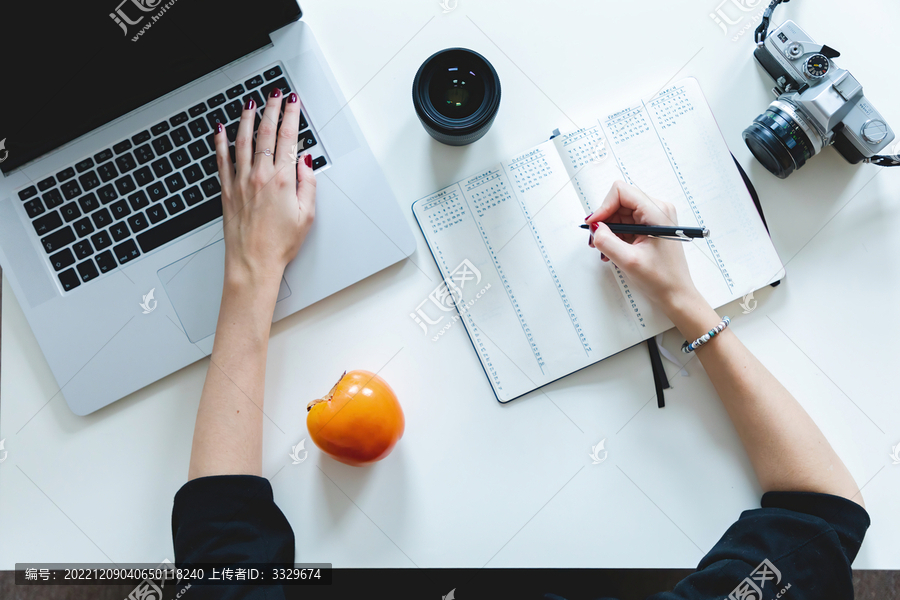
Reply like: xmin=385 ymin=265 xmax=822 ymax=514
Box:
xmin=743 ymin=98 xmax=825 ymax=178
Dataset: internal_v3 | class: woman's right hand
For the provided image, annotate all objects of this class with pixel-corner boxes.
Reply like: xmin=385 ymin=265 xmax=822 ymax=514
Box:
xmin=586 ymin=181 xmax=701 ymax=315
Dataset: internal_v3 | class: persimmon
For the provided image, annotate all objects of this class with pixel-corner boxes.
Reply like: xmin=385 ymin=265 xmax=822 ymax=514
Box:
xmin=306 ymin=370 xmax=404 ymax=466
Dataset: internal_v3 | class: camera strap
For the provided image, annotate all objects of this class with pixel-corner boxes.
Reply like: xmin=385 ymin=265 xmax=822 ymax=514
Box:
xmin=865 ymin=155 xmax=900 ymax=166
xmin=755 ymin=0 xmax=792 ymax=46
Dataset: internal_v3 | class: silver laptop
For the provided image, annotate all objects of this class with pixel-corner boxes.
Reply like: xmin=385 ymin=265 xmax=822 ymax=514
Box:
xmin=0 ymin=1 xmax=414 ymax=415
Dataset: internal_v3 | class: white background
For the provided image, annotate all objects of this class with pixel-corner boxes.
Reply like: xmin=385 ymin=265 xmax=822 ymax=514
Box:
xmin=2 ymin=0 xmax=899 ymax=570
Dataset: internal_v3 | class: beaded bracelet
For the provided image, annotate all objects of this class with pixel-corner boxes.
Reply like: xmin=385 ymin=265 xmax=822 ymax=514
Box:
xmin=681 ymin=316 xmax=731 ymax=354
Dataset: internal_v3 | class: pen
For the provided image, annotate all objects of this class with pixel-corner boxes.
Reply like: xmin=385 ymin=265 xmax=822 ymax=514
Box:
xmin=579 ymin=223 xmax=709 ymax=240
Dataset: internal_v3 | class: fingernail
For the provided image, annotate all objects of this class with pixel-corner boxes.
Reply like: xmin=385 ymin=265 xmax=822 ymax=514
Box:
xmin=588 ymin=234 xmax=594 ymax=247
xmin=590 ymin=222 xmax=599 ymax=232
xmin=244 ymin=98 xmax=255 ymax=111
xmin=600 ymin=253 xmax=607 ymax=260
xmin=585 ymin=212 xmax=593 ymax=222
xmin=270 ymin=87 xmax=282 ymax=99
xmin=288 ymin=92 xmax=298 ymax=104
xmin=304 ymin=153 xmax=313 ymax=168
xmin=216 ymin=122 xmax=224 ymax=134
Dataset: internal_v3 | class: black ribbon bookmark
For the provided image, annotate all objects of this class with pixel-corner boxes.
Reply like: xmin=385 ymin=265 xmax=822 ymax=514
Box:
xmin=647 ymin=338 xmax=670 ymax=408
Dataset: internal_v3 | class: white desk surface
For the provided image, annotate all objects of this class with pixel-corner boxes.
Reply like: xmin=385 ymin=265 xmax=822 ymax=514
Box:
xmin=2 ymin=0 xmax=899 ymax=570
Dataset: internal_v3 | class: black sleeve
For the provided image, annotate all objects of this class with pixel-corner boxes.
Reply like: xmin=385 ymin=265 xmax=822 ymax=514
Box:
xmin=647 ymin=492 xmax=870 ymax=600
xmin=171 ymin=474 xmax=295 ymax=600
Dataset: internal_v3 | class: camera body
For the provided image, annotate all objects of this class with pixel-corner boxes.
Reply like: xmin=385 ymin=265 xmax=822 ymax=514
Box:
xmin=744 ymin=20 xmax=895 ymax=178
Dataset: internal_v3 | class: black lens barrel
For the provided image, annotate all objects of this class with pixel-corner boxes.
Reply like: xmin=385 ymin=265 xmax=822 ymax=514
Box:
xmin=743 ymin=103 xmax=817 ymax=179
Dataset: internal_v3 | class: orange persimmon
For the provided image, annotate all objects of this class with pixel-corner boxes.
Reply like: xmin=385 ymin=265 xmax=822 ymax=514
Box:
xmin=306 ymin=370 xmax=404 ymax=466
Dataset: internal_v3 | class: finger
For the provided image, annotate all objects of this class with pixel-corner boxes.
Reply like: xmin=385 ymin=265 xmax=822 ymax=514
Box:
xmin=588 ymin=181 xmax=672 ymax=227
xmin=590 ymin=221 xmax=637 ymax=267
xmin=213 ymin=122 xmax=235 ymax=210
xmin=255 ymin=87 xmax=283 ymax=166
xmin=234 ymin=97 xmax=257 ymax=172
xmin=275 ymin=92 xmax=302 ymax=170
xmin=296 ymin=153 xmax=317 ymax=216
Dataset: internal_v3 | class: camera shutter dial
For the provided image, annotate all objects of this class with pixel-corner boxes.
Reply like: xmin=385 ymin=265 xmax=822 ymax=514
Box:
xmin=804 ymin=54 xmax=830 ymax=78
xmin=861 ymin=120 xmax=888 ymax=145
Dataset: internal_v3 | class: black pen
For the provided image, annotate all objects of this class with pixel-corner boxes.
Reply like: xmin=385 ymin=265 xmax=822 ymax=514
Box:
xmin=579 ymin=223 xmax=709 ymax=240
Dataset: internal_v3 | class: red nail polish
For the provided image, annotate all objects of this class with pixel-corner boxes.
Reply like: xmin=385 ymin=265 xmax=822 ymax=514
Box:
xmin=600 ymin=253 xmax=607 ymax=260
xmin=216 ymin=122 xmax=224 ymax=134
xmin=304 ymin=154 xmax=312 ymax=168
xmin=585 ymin=212 xmax=593 ymax=221
xmin=270 ymin=87 xmax=282 ymax=99
xmin=590 ymin=222 xmax=599 ymax=232
xmin=588 ymin=234 xmax=594 ymax=247
xmin=288 ymin=92 xmax=298 ymax=104
xmin=244 ymin=98 xmax=255 ymax=111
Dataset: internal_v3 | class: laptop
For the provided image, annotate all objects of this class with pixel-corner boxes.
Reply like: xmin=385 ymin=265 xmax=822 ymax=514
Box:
xmin=0 ymin=0 xmax=415 ymax=415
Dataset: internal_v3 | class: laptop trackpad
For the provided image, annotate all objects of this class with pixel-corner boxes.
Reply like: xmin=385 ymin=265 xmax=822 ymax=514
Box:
xmin=158 ymin=239 xmax=291 ymax=343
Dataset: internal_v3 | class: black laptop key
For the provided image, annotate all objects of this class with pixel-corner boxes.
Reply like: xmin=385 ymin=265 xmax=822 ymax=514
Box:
xmin=78 ymin=170 xmax=100 ymax=191
xmin=298 ymin=111 xmax=308 ymax=130
xmin=189 ymin=102 xmax=207 ymax=118
xmin=147 ymin=204 xmax=166 ymax=223
xmin=263 ymin=65 xmax=282 ymax=81
xmin=77 ymin=259 xmax=99 ymax=282
xmin=42 ymin=189 xmax=64 ymax=209
xmin=151 ymin=121 xmax=170 ymax=136
xmin=226 ymin=84 xmax=245 ymax=99
xmin=225 ymin=122 xmax=239 ymax=143
xmin=134 ymin=144 xmax=155 ymax=165
xmin=297 ymin=130 xmax=317 ymax=151
xmin=184 ymin=163 xmax=204 ymax=184
xmin=200 ymin=176 xmax=221 ymax=198
xmin=113 ymin=139 xmax=133 ymax=154
xmin=72 ymin=240 xmax=93 ymax=259
xmin=201 ymin=155 xmax=218 ymax=175
xmin=151 ymin=134 xmax=173 ymax=156
xmin=110 ymin=222 xmax=130 ymax=242
xmin=58 ymin=268 xmax=81 ymax=291
xmin=229 ymin=145 xmax=237 ymax=165
xmin=182 ymin=185 xmax=203 ymax=206
xmin=188 ymin=117 xmax=209 ymax=138
xmin=128 ymin=190 xmax=150 ymax=211
xmin=61 ymin=202 xmax=81 ymax=222
xmin=165 ymin=172 xmax=186 ymax=194
xmin=75 ymin=158 xmax=94 ymax=173
xmin=38 ymin=177 xmax=56 ymax=191
xmin=133 ymin=167 xmax=152 ymax=188
xmin=73 ymin=217 xmax=94 ymax=238
xmin=61 ymin=180 xmax=82 ymax=200
xmin=19 ymin=186 xmax=38 ymax=201
xmin=24 ymin=199 xmax=45 ymax=218
xmin=261 ymin=78 xmax=290 ymax=99
xmin=115 ymin=152 xmax=137 ymax=173
xmin=132 ymin=130 xmax=152 ymax=145
xmin=312 ymin=156 xmax=327 ymax=170
xmin=146 ymin=181 xmax=167 ymax=202
xmin=94 ymin=148 xmax=114 ymax=164
xmin=114 ymin=239 xmax=141 ymax=264
xmin=57 ymin=166 xmax=76 ymax=182
xmin=245 ymin=74 xmax=265 ymax=89
xmin=170 ymin=148 xmax=190 ymax=169
xmin=97 ymin=183 xmax=118 ymax=204
xmin=187 ymin=141 xmax=208 ymax=161
xmin=91 ymin=229 xmax=113 ymax=251
xmin=114 ymin=174 xmax=137 ymax=195
xmin=206 ymin=109 xmax=227 ymax=130
xmin=42 ymin=226 xmax=76 ymax=253
xmin=225 ymin=99 xmax=243 ymax=121
xmin=207 ymin=93 xmax=227 ymax=108
xmin=242 ymin=91 xmax=264 ymax=112
xmin=164 ymin=194 xmax=186 ymax=215
xmin=95 ymin=250 xmax=117 ymax=273
xmin=92 ymin=207 xmax=113 ymax=229
xmin=171 ymin=126 xmax=191 ymax=147
xmin=128 ymin=212 xmax=149 ymax=233
xmin=170 ymin=111 xmax=189 ymax=126
xmin=49 ymin=247 xmax=75 ymax=271
xmin=138 ymin=197 xmax=222 ymax=253
xmin=34 ymin=211 xmax=63 ymax=235
xmin=110 ymin=199 xmax=131 ymax=220
xmin=151 ymin=157 xmax=173 ymax=178
xmin=97 ymin=161 xmax=119 ymax=182
xmin=78 ymin=192 xmax=100 ymax=214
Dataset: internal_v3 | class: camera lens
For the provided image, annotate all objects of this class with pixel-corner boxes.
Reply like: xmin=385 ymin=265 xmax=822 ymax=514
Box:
xmin=742 ymin=99 xmax=824 ymax=179
xmin=413 ymin=48 xmax=501 ymax=146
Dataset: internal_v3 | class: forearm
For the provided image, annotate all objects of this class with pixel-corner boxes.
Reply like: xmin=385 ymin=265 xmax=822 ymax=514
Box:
xmin=666 ymin=290 xmax=864 ymax=507
xmin=187 ymin=272 xmax=281 ymax=480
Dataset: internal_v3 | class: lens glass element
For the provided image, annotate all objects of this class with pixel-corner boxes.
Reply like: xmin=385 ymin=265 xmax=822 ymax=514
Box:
xmin=429 ymin=66 xmax=486 ymax=119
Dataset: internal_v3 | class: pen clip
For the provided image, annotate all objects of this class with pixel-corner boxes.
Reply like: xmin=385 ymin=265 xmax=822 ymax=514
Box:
xmin=649 ymin=229 xmax=691 ymax=242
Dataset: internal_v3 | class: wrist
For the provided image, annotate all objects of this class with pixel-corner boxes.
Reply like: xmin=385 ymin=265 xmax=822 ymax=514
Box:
xmin=662 ymin=288 xmax=721 ymax=342
xmin=224 ymin=262 xmax=284 ymax=297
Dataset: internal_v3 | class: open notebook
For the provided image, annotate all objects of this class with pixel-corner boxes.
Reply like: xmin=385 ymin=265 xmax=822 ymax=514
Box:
xmin=412 ymin=78 xmax=785 ymax=402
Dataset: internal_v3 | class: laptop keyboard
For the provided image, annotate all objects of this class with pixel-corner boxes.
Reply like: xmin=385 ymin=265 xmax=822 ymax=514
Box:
xmin=15 ymin=63 xmax=328 ymax=293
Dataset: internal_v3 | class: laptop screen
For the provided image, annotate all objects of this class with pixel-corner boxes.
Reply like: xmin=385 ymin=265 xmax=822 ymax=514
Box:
xmin=0 ymin=0 xmax=301 ymax=174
